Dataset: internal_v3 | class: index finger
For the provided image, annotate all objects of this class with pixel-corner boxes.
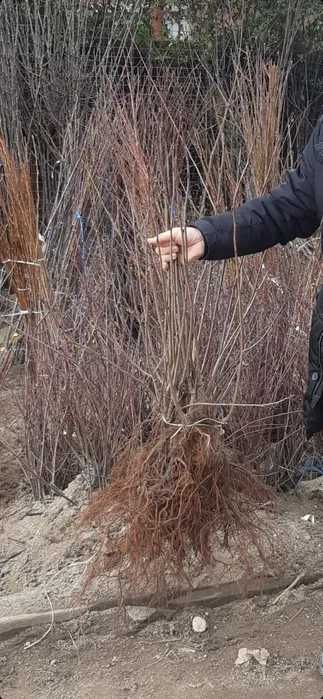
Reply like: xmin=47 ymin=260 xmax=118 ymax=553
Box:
xmin=147 ymin=231 xmax=172 ymax=247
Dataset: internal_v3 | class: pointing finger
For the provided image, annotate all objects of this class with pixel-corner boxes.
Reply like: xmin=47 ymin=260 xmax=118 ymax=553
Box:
xmin=147 ymin=232 xmax=172 ymax=246
xmin=148 ymin=229 xmax=182 ymax=247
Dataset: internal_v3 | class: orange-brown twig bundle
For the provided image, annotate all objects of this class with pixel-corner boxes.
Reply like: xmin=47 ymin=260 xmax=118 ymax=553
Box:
xmin=0 ymin=139 xmax=49 ymax=313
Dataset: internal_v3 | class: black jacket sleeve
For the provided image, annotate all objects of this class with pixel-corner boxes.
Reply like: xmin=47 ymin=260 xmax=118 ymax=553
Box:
xmin=191 ymin=120 xmax=322 ymax=261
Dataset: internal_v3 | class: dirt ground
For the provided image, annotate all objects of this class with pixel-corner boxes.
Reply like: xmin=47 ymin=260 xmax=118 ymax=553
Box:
xmin=1 ymin=373 xmax=323 ymax=698
xmin=2 ymin=558 xmax=323 ymax=699
xmin=0 ymin=366 xmax=24 ymax=505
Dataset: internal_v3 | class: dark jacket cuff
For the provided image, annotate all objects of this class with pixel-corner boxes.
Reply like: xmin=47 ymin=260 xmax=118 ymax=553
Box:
xmin=191 ymin=213 xmax=235 ymax=261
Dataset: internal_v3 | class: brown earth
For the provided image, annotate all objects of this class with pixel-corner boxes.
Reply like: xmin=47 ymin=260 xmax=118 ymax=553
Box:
xmin=1 ymin=570 xmax=323 ymax=699
xmin=0 ymin=366 xmax=23 ymax=505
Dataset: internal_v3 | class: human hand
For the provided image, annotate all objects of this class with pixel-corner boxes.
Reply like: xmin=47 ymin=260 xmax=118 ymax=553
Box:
xmin=148 ymin=226 xmax=205 ymax=271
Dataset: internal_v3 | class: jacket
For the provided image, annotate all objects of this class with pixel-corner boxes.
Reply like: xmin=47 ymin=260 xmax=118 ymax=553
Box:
xmin=191 ymin=117 xmax=323 ymax=437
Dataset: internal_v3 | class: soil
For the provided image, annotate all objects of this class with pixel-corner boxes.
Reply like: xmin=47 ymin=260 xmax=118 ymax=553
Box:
xmin=1 ymin=372 xmax=323 ymax=698
xmin=0 ymin=367 xmax=23 ymax=505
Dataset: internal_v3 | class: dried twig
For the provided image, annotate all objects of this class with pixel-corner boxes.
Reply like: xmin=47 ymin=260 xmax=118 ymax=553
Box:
xmin=24 ymin=588 xmax=55 ymax=650
xmin=272 ymin=571 xmax=305 ymax=606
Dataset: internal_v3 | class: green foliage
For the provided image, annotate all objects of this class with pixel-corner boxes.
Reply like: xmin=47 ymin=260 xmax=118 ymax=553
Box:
xmin=130 ymin=2 xmax=323 ymax=57
xmin=10 ymin=2 xmax=323 ymax=58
